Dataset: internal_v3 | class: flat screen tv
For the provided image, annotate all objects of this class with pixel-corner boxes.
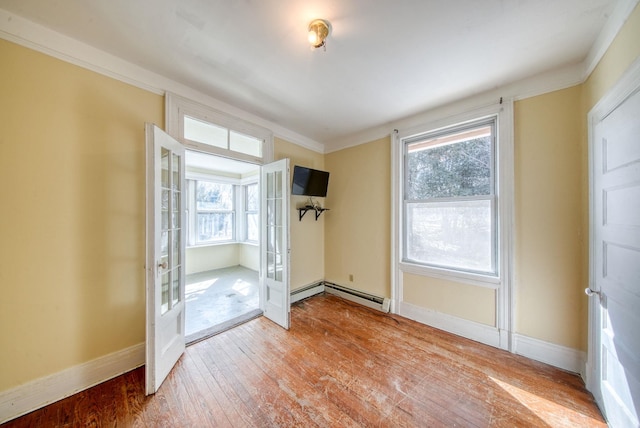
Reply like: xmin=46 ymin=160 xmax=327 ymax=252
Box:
xmin=291 ymin=165 xmax=330 ymax=197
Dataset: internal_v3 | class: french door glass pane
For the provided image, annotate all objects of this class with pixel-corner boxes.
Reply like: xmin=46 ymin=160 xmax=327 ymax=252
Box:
xmin=161 ymin=148 xmax=169 ymax=188
xmin=161 ymin=272 xmax=170 ymax=314
xmin=267 ymin=173 xmax=274 ymax=198
xmin=172 ymin=267 xmax=180 ymax=307
xmin=406 ymin=199 xmax=494 ymax=274
xmin=275 ymin=171 xmax=282 ymax=198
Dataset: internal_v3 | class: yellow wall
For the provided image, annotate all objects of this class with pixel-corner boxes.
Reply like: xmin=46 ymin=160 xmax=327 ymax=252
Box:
xmin=324 ymin=137 xmax=391 ymax=297
xmin=514 ymin=86 xmax=585 ymax=349
xmin=403 ymin=274 xmax=496 ymax=325
xmin=274 ymin=138 xmax=325 ymax=290
xmin=0 ymin=39 xmax=163 ymax=390
xmin=1 ymin=0 xmax=638 ymax=398
xmin=321 ymin=4 xmax=640 ymax=350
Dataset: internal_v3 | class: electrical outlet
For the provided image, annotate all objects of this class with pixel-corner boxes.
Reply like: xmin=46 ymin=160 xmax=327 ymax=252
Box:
xmin=349 ymin=274 xmax=354 ymax=282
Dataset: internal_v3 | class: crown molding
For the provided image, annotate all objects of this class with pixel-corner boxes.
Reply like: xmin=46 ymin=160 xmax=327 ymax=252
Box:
xmin=324 ymin=61 xmax=585 ymax=153
xmin=583 ymin=0 xmax=640 ymax=79
xmin=0 ymin=8 xmax=325 ymax=154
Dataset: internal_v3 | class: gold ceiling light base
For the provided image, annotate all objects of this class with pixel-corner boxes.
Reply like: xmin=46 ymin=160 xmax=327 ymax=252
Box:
xmin=308 ymin=19 xmax=331 ymax=50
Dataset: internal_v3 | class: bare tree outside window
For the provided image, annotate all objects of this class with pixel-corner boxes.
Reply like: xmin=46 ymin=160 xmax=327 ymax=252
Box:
xmin=404 ymin=120 xmax=497 ymax=275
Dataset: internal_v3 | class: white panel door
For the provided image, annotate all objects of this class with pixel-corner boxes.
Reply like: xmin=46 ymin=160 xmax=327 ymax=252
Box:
xmin=145 ymin=124 xmax=186 ymax=395
xmin=260 ymin=158 xmax=290 ymax=329
xmin=589 ymin=75 xmax=640 ymax=427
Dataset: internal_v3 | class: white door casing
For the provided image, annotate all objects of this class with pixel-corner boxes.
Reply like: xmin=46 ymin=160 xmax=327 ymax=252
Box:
xmin=260 ymin=158 xmax=291 ymax=329
xmin=145 ymin=124 xmax=186 ymax=395
xmin=588 ymin=60 xmax=640 ymax=427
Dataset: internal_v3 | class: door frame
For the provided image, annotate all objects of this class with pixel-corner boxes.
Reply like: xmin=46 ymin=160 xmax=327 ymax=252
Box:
xmin=586 ymin=57 xmax=640 ymax=398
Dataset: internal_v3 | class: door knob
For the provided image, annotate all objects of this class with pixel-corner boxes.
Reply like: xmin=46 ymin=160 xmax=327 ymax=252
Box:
xmin=585 ymin=288 xmax=600 ymax=297
xmin=158 ymin=261 xmax=168 ymax=269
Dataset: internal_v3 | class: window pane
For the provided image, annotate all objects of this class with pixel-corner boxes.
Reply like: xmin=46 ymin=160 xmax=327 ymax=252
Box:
xmin=406 ymin=200 xmax=494 ymax=274
xmin=406 ymin=126 xmax=492 ymax=200
xmin=197 ymin=212 xmax=233 ymax=242
xmin=246 ymin=213 xmax=258 ymax=242
xmin=246 ymin=183 xmax=258 ymax=211
xmin=230 ymin=131 xmax=262 ymax=157
xmin=196 ymin=182 xmax=233 ymax=210
xmin=184 ymin=116 xmax=227 ymax=149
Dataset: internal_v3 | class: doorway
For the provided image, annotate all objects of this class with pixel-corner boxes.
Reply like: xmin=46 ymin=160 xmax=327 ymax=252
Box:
xmin=184 ymin=150 xmax=261 ymax=343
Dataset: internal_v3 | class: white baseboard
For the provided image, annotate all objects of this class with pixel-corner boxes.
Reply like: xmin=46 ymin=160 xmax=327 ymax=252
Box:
xmin=399 ymin=301 xmax=502 ymax=349
xmin=0 ymin=342 xmax=144 ymax=424
xmin=398 ymin=302 xmax=586 ymax=374
xmin=513 ymin=334 xmax=586 ymax=375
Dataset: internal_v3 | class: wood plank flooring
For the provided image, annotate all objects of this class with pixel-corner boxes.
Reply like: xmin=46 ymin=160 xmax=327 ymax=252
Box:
xmin=2 ymin=294 xmax=606 ymax=427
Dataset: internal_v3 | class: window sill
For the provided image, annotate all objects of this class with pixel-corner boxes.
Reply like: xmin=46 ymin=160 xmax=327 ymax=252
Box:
xmin=187 ymin=240 xmax=259 ymax=249
xmin=187 ymin=241 xmax=237 ymax=249
xmin=399 ymin=261 xmax=500 ymax=289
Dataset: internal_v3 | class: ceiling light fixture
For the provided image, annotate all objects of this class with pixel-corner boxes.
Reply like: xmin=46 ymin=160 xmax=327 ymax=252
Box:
xmin=308 ymin=19 xmax=331 ymax=50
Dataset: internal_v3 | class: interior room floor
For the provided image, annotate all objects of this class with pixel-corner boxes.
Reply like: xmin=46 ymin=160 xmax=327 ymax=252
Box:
xmin=185 ymin=265 xmax=259 ymax=341
xmin=3 ymin=294 xmax=606 ymax=427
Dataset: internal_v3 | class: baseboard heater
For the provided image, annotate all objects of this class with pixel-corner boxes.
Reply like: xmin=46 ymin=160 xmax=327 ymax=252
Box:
xmin=323 ymin=282 xmax=391 ymax=313
xmin=290 ymin=281 xmax=390 ymax=313
xmin=290 ymin=282 xmax=325 ymax=304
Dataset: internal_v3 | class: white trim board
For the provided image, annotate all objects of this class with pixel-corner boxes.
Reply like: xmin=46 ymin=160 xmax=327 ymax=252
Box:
xmin=399 ymin=302 xmax=503 ymax=349
xmin=2 ymin=0 xmax=637 ymax=155
xmin=400 ymin=302 xmax=586 ymax=376
xmin=0 ymin=343 xmax=144 ymax=425
xmin=0 ymin=8 xmax=324 ymax=155
xmin=513 ymin=334 xmax=586 ymax=377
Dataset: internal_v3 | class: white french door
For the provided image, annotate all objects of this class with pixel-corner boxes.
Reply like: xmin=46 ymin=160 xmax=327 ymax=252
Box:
xmin=588 ymin=64 xmax=640 ymax=427
xmin=260 ymin=159 xmax=291 ymax=329
xmin=145 ymin=124 xmax=186 ymax=395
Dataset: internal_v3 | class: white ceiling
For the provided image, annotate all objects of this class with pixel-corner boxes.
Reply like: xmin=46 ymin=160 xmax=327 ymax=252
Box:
xmin=0 ymin=0 xmax=624 ymax=150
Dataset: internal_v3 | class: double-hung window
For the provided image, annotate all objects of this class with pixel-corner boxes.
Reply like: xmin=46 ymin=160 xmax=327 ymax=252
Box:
xmin=245 ymin=182 xmax=259 ymax=243
xmin=402 ymin=116 xmax=499 ymax=278
xmin=194 ymin=180 xmax=235 ymax=243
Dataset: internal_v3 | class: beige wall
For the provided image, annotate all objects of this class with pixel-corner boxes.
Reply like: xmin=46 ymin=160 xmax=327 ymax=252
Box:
xmin=185 ymin=244 xmax=240 ymax=275
xmin=0 ymin=39 xmax=163 ymax=391
xmin=514 ymin=86 xmax=585 ymax=349
xmin=186 ymin=243 xmax=259 ymax=275
xmin=1 ymin=1 xmax=638 ymax=398
xmin=324 ymin=137 xmax=391 ymax=297
xmin=403 ymin=274 xmax=496 ymax=325
xmin=239 ymin=243 xmax=259 ymax=271
xmin=274 ymin=138 xmax=325 ymax=290
xmin=321 ymin=4 xmax=640 ymax=350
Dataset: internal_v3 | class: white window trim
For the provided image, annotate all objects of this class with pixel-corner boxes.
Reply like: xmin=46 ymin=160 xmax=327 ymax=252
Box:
xmin=243 ymin=181 xmax=259 ymax=244
xmin=402 ymin=116 xmax=498 ymax=280
xmin=186 ymin=173 xmax=260 ymax=248
xmin=166 ymin=92 xmax=274 ymax=164
xmin=187 ymin=178 xmax=236 ymax=247
xmin=391 ymin=99 xmax=514 ymax=350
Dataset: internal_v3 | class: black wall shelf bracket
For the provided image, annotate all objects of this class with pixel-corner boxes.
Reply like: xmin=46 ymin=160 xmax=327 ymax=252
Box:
xmin=298 ymin=207 xmax=329 ymax=221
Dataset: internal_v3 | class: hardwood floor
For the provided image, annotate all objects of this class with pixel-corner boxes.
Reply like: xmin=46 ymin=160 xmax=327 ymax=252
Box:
xmin=3 ymin=294 xmax=605 ymax=427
